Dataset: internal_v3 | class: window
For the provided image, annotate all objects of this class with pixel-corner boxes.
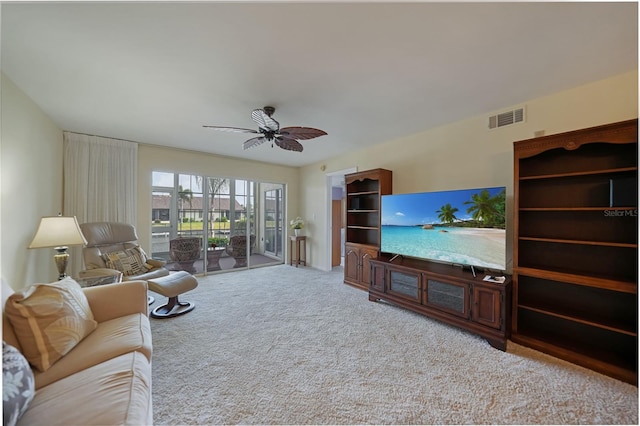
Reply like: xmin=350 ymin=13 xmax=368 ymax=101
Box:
xmin=151 ymin=172 xmax=285 ymax=274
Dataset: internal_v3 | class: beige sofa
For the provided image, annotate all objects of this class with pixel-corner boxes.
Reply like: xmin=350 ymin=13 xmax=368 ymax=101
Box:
xmin=2 ymin=279 xmax=153 ymax=425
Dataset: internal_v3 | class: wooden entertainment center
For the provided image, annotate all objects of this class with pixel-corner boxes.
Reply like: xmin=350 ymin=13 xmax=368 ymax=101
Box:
xmin=369 ymin=254 xmax=511 ymax=350
xmin=345 ymin=167 xmax=511 ymax=350
xmin=349 ymin=121 xmax=637 ymax=382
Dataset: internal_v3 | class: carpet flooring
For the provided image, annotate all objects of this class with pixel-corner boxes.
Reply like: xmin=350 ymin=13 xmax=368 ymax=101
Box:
xmin=149 ymin=265 xmax=638 ymax=425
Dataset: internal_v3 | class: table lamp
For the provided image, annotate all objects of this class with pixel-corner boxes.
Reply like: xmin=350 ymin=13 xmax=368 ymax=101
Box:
xmin=28 ymin=215 xmax=88 ymax=280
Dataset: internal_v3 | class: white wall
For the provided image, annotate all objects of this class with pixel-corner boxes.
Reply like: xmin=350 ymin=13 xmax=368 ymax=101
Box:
xmin=300 ymin=70 xmax=638 ymax=271
xmin=0 ymin=84 xmax=301 ymax=288
xmin=1 ymin=70 xmax=637 ymax=286
xmin=1 ymin=73 xmax=63 ymax=289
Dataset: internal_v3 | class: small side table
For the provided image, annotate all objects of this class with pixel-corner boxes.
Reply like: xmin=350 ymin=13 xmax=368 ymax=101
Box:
xmin=289 ymin=235 xmax=307 ymax=267
xmin=207 ymin=247 xmax=225 ymax=271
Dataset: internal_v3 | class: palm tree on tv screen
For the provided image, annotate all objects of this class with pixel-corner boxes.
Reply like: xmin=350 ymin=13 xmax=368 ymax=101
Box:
xmin=464 ymin=189 xmax=506 ymax=228
xmin=436 ymin=203 xmax=459 ymax=224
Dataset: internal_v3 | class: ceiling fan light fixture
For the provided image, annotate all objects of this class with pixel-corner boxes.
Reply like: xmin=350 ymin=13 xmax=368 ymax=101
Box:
xmin=204 ymin=106 xmax=327 ymax=153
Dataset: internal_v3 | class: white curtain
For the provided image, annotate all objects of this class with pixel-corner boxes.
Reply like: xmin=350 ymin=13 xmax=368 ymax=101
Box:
xmin=63 ymin=132 xmax=138 ymax=275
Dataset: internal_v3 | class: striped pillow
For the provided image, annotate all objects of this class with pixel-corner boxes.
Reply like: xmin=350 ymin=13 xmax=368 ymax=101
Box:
xmin=4 ymin=278 xmax=97 ymax=372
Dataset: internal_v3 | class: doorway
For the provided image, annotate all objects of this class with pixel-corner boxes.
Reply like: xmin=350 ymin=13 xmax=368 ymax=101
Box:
xmin=325 ymin=167 xmax=357 ymax=271
xmin=263 ymin=187 xmax=284 ymax=257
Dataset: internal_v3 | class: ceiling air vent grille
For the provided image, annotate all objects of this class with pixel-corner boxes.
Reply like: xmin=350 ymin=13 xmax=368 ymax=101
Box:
xmin=488 ymin=107 xmax=525 ymax=129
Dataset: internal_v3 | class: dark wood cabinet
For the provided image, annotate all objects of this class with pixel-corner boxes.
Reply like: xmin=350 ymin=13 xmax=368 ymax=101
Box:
xmin=472 ymin=284 xmax=503 ymax=330
xmin=513 ymin=119 xmax=638 ymax=384
xmin=344 ymin=168 xmax=392 ymax=289
xmin=369 ymin=255 xmax=511 ymax=350
xmin=344 ymin=243 xmax=378 ymax=288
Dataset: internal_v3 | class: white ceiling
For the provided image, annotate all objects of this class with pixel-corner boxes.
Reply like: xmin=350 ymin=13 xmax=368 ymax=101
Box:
xmin=2 ymin=2 xmax=637 ymax=167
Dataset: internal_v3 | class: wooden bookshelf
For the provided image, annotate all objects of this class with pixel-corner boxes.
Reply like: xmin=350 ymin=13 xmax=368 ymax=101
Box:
xmin=343 ymin=168 xmax=392 ymax=290
xmin=512 ymin=119 xmax=638 ymax=384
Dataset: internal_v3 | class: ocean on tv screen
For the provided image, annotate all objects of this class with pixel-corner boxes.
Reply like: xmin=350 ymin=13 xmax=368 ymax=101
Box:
xmin=381 ymin=186 xmax=506 ymax=270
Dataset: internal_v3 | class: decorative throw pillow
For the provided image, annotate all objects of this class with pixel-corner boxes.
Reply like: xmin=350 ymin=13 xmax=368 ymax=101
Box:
xmin=135 ymin=246 xmax=155 ymax=270
xmin=3 ymin=342 xmax=35 ymax=426
xmin=4 ymin=278 xmax=97 ymax=372
xmin=102 ymin=246 xmax=149 ymax=276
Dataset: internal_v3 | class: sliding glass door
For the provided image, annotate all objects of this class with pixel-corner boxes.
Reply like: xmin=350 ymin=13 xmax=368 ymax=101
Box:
xmin=151 ymin=172 xmax=284 ymax=274
xmin=264 ymin=187 xmax=284 ymax=257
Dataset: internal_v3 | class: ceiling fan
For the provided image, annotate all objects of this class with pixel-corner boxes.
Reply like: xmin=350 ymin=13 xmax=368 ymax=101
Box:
xmin=203 ymin=106 xmax=327 ymax=152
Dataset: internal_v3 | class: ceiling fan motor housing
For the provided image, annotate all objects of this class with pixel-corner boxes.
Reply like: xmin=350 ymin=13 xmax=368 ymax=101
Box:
xmin=263 ymin=106 xmax=275 ymax=116
xmin=262 ymin=130 xmax=277 ymax=140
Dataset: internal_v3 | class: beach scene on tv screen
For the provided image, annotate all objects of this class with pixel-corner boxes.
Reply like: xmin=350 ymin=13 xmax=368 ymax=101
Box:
xmin=381 ymin=187 xmax=506 ymax=270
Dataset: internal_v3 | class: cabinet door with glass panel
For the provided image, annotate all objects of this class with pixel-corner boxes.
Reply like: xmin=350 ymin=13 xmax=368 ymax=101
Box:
xmin=422 ymin=278 xmax=470 ymax=319
xmin=387 ymin=268 xmax=421 ymax=303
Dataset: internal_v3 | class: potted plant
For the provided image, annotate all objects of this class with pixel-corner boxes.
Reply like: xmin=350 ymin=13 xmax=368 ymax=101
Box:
xmin=290 ymin=217 xmax=304 ymax=236
xmin=208 ymin=237 xmax=229 ymax=248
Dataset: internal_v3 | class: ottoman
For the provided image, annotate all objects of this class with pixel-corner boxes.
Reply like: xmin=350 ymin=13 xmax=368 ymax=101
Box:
xmin=147 ymin=271 xmax=198 ymax=318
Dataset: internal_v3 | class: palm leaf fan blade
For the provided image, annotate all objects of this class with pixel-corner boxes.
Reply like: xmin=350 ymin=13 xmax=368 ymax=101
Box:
xmin=243 ymin=136 xmax=267 ymax=150
xmin=275 ymin=137 xmax=304 ymax=152
xmin=251 ymin=109 xmax=279 ymax=131
xmin=203 ymin=126 xmax=259 ymax=134
xmin=278 ymin=127 xmax=327 ymax=140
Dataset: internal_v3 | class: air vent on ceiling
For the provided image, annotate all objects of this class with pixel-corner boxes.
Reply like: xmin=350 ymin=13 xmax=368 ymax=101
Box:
xmin=488 ymin=106 xmax=525 ymax=129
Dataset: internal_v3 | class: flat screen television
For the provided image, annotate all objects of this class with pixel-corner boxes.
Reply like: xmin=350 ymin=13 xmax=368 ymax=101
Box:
xmin=381 ymin=186 xmax=506 ymax=271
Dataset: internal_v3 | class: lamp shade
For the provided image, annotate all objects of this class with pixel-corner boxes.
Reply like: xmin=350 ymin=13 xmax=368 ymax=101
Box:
xmin=28 ymin=216 xmax=87 ymax=249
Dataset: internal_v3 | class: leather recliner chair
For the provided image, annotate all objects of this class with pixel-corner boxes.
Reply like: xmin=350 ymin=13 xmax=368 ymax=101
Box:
xmin=80 ymin=222 xmax=199 ymax=319
xmin=79 ymin=222 xmax=170 ymax=304
xmin=80 ymin=222 xmax=169 ymax=280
